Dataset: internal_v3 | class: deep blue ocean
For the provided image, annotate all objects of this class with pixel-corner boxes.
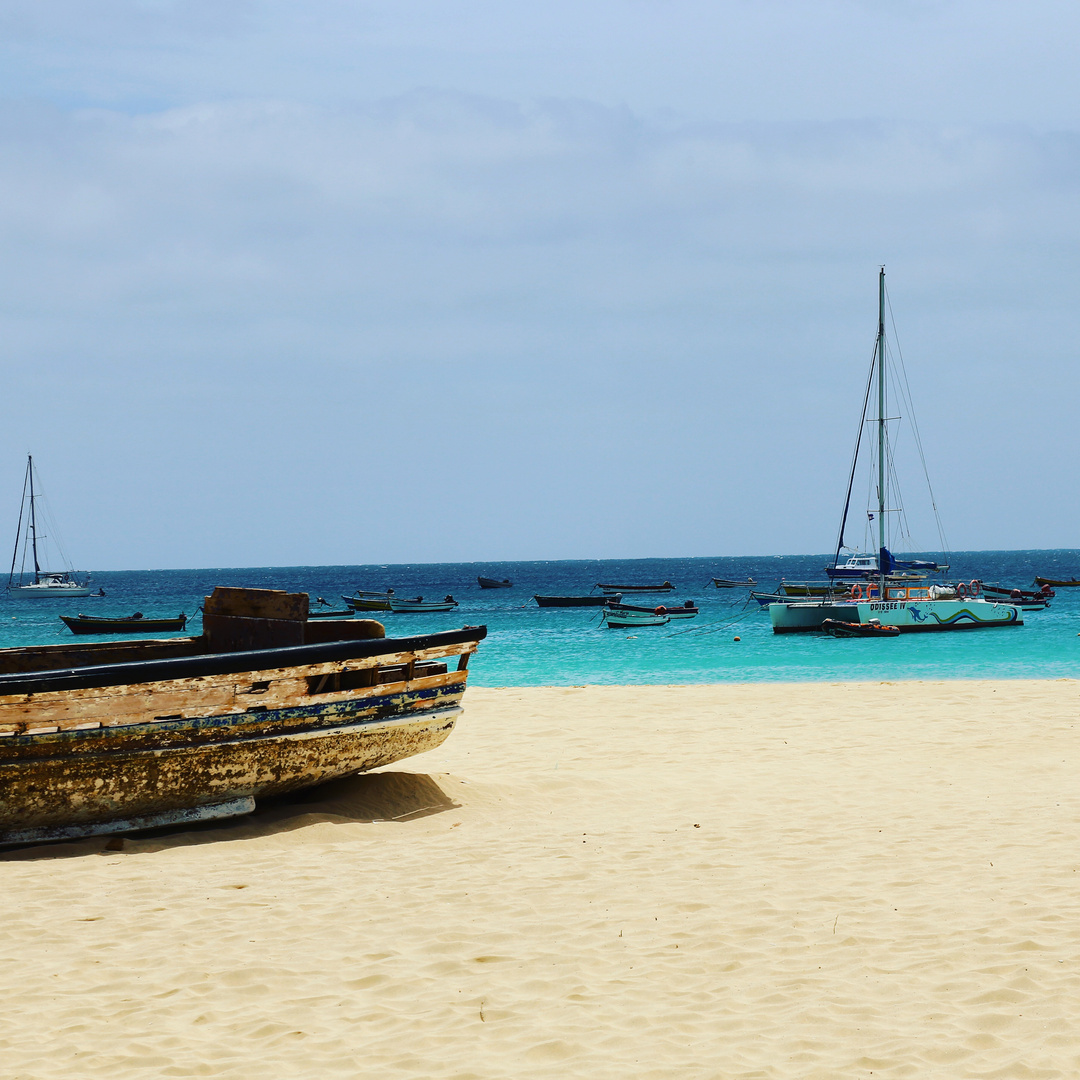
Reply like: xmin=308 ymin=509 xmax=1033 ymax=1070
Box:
xmin=2 ymin=551 xmax=1079 ymax=685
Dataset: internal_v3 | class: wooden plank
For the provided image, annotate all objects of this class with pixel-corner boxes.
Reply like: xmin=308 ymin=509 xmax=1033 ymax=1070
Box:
xmin=202 ymin=613 xmax=305 ymax=652
xmin=303 ymin=619 xmax=385 ymax=644
xmin=0 ymin=641 xmax=477 ymax=710
xmin=0 ymin=640 xmax=479 ymax=727
xmin=203 ymin=587 xmax=309 ymax=621
xmin=0 ymin=669 xmax=468 ymax=732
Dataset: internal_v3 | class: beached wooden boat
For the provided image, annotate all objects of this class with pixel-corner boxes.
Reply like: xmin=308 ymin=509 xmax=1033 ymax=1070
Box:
xmin=534 ymin=594 xmax=611 ymax=608
xmin=1034 ymin=577 xmax=1080 ymax=587
xmin=821 ymin=618 xmax=900 ymax=638
xmin=597 ymin=581 xmax=674 ymax=594
xmin=0 ymin=587 xmax=486 ymax=846
xmin=712 ymin=578 xmax=756 ymax=588
xmin=477 ymin=576 xmax=512 ymax=589
xmin=60 ymin=613 xmax=188 ymax=635
xmin=388 ymin=596 xmax=459 ymax=613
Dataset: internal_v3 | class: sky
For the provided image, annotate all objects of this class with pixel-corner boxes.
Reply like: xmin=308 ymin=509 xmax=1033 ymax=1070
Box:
xmin=1 ymin=0 xmax=1079 ymax=569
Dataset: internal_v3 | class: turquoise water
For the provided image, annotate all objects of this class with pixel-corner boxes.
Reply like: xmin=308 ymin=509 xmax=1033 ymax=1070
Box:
xmin=2 ymin=551 xmax=1078 ymax=685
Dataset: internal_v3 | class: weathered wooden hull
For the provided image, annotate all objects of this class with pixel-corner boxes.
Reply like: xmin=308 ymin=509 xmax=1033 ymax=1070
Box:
xmin=0 ymin=699 xmax=462 ymax=836
xmin=0 ymin=624 xmax=484 ymax=843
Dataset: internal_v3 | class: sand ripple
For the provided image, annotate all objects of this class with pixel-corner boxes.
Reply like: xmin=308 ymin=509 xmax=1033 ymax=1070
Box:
xmin=2 ymin=680 xmax=1080 ymax=1078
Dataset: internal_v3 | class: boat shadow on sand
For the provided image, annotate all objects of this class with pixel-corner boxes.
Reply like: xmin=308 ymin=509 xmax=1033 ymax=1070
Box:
xmin=1 ymin=771 xmax=460 ymax=860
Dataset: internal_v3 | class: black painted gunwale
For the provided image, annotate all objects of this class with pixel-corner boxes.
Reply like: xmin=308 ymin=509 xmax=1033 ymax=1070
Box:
xmin=0 ymin=626 xmax=488 ymax=696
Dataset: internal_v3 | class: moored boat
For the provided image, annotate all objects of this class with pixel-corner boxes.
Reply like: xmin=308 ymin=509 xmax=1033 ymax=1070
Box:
xmin=1034 ymin=577 xmax=1080 ymax=587
xmin=603 ymin=609 xmax=670 ymax=628
xmin=821 ymin=618 xmax=900 ymax=638
xmin=0 ymin=586 xmax=486 ymax=845
xmin=477 ymin=576 xmax=513 ymax=589
xmin=60 ymin=613 xmax=188 ymax=635
xmin=606 ymin=599 xmax=698 ymax=619
xmin=6 ymin=456 xmax=90 ymax=598
xmin=342 ymin=590 xmax=394 ymax=612
xmin=388 ymin=595 xmax=459 ymax=613
xmin=771 ymin=269 xmax=1019 ymax=635
xmin=981 ymin=583 xmax=1054 ymax=601
xmin=597 ymin=581 xmax=674 ymax=594
xmin=712 ymin=578 xmax=756 ymax=588
xmin=534 ymin=594 xmax=612 ymax=607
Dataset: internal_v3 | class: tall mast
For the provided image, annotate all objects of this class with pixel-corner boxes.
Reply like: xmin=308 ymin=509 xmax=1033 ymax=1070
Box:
xmin=877 ymin=267 xmax=887 ymax=593
xmin=27 ymin=455 xmax=40 ymax=583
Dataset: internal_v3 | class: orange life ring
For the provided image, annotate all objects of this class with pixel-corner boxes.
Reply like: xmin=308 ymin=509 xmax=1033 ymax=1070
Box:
xmin=851 ymin=584 xmax=863 ymax=600
xmin=654 ymin=606 xmax=667 ymax=615
xmin=969 ymin=579 xmax=981 ymax=597
xmin=956 ymin=582 xmax=968 ymax=598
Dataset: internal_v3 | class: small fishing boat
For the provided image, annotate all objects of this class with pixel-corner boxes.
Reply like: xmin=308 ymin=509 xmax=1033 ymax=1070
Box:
xmin=821 ymin=618 xmax=900 ymax=638
xmin=388 ymin=595 xmax=459 ymax=613
xmin=534 ymin=595 xmax=612 ymax=608
xmin=712 ymin=578 xmax=756 ymax=588
xmin=597 ymin=581 xmax=674 ymax=594
xmin=307 ymin=609 xmax=357 ymax=619
xmin=477 ymin=576 xmax=513 ymax=589
xmin=606 ymin=599 xmax=698 ymax=619
xmin=1034 ymin=577 xmax=1080 ymax=587
xmin=6 ymin=456 xmax=90 ymax=598
xmin=981 ymin=583 xmax=1054 ymax=602
xmin=60 ymin=613 xmax=188 ymax=635
xmin=780 ymin=581 xmax=847 ymax=597
xmin=0 ymin=586 xmax=486 ymax=845
xmin=603 ymin=609 xmax=670 ymax=628
xmin=342 ymin=590 xmax=394 ymax=612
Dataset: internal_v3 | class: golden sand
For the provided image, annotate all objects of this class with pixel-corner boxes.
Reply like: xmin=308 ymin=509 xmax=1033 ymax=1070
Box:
xmin=3 ymin=680 xmax=1080 ymax=1078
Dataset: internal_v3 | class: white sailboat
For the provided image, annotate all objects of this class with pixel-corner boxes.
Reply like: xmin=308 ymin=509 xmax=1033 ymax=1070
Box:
xmin=771 ymin=269 xmax=1020 ymax=634
xmin=6 ymin=456 xmax=91 ymax=598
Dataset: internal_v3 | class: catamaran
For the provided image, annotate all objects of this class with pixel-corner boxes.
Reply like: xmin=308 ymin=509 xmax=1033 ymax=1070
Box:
xmin=771 ymin=269 xmax=1020 ymax=634
xmin=6 ymin=456 xmax=90 ymax=598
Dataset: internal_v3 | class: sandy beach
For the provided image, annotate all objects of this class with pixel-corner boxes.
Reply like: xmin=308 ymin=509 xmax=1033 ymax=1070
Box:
xmin=3 ymin=679 xmax=1080 ymax=1078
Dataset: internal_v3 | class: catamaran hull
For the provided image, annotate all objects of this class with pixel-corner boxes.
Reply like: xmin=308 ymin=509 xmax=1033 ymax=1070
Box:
xmin=770 ymin=599 xmax=1022 ymax=633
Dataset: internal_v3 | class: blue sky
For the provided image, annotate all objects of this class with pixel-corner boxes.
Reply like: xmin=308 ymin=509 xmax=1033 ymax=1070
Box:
xmin=1 ymin=1 xmax=1079 ymax=568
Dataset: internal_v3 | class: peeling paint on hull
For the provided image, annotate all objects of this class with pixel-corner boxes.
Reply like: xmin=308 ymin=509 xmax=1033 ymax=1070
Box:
xmin=0 ymin=623 xmax=485 ymax=843
xmin=0 ymin=703 xmax=462 ymax=836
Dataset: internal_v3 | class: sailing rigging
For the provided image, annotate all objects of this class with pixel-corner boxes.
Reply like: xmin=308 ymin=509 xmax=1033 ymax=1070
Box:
xmin=6 ymin=456 xmax=90 ymax=597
